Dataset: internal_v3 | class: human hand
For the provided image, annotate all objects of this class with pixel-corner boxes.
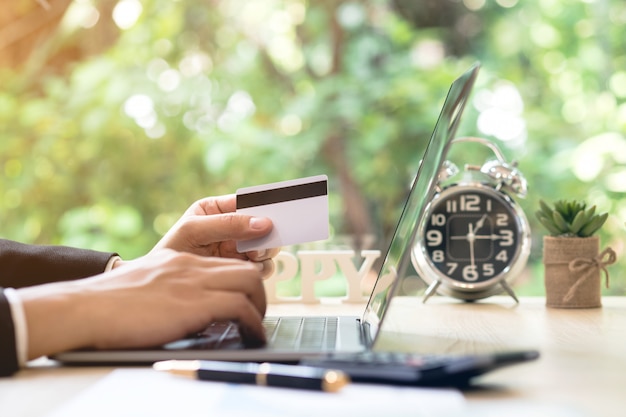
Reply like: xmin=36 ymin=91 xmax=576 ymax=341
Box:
xmin=19 ymin=250 xmax=267 ymax=360
xmin=145 ymin=194 xmax=280 ymax=276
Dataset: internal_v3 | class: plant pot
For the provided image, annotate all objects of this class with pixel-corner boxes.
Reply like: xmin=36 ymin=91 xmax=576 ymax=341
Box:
xmin=542 ymin=236 xmax=615 ymax=308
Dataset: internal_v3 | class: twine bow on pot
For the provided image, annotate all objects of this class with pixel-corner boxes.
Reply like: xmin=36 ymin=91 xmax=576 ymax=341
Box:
xmin=563 ymin=247 xmax=617 ymax=303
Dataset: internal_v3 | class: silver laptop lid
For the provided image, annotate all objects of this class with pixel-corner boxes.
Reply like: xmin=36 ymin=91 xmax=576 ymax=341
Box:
xmin=361 ymin=63 xmax=480 ymax=342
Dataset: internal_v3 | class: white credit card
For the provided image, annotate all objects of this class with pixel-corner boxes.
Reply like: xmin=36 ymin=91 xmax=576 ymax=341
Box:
xmin=236 ymin=175 xmax=329 ymax=253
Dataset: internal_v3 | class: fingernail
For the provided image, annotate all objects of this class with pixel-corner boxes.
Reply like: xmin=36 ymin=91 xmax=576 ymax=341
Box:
xmin=249 ymin=217 xmax=268 ymax=230
xmin=260 ymin=259 xmax=274 ymax=279
xmin=256 ymin=249 xmax=267 ymax=258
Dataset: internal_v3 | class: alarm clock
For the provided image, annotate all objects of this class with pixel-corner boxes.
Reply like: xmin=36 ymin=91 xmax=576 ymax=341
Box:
xmin=412 ymin=137 xmax=531 ymax=303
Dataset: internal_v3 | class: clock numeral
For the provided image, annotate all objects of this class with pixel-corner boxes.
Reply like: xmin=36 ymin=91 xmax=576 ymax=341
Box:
xmin=432 ymin=250 xmax=445 ymax=262
xmin=463 ymin=265 xmax=479 ymax=281
xmin=446 ymin=195 xmax=482 ymax=213
xmin=431 ymin=213 xmax=446 ymax=226
xmin=496 ymin=213 xmax=508 ymax=226
xmin=460 ymin=194 xmax=480 ymax=212
xmin=462 ymin=264 xmax=495 ymax=281
xmin=495 ymin=250 xmax=508 ymax=262
xmin=499 ymin=230 xmax=514 ymax=246
xmin=426 ymin=230 xmax=443 ymax=246
xmin=446 ymin=262 xmax=458 ymax=275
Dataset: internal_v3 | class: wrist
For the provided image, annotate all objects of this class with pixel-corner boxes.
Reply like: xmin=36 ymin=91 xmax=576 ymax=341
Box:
xmin=112 ymin=259 xmax=128 ymax=269
xmin=3 ymin=289 xmax=28 ymax=367
xmin=18 ymin=282 xmax=96 ymax=360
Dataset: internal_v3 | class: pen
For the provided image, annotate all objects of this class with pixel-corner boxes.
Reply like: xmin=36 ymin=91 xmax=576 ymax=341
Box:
xmin=153 ymin=360 xmax=350 ymax=393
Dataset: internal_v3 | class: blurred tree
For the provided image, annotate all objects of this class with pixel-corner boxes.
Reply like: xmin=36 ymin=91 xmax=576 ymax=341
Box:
xmin=0 ymin=0 xmax=119 ymax=74
xmin=1 ymin=0 xmax=624 ymax=295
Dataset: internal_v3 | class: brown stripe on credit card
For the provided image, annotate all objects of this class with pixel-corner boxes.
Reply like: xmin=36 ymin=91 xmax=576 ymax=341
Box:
xmin=237 ymin=180 xmax=327 ymax=209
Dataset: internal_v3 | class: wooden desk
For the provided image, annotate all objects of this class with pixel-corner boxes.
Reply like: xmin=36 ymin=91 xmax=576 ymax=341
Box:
xmin=378 ymin=296 xmax=626 ymax=417
xmin=1 ymin=297 xmax=624 ymax=417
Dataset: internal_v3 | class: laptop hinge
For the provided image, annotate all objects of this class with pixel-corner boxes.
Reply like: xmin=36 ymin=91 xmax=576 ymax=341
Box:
xmin=359 ymin=319 xmax=373 ymax=347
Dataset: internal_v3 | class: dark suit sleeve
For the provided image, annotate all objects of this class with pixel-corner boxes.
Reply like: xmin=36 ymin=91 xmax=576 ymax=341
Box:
xmin=0 ymin=289 xmax=19 ymax=376
xmin=0 ymin=239 xmax=117 ymax=288
xmin=0 ymin=239 xmax=118 ymax=376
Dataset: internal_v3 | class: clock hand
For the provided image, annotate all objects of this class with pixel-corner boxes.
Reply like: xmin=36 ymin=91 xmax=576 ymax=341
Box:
xmin=448 ymin=215 xmax=489 ymax=242
xmin=468 ymin=223 xmax=476 ymax=270
xmin=473 ymin=214 xmax=488 ymax=233
xmin=474 ymin=234 xmax=505 ymax=240
xmin=451 ymin=215 xmax=489 ymax=240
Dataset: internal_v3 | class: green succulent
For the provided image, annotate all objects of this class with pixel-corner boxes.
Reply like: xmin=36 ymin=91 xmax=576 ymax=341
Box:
xmin=535 ymin=200 xmax=608 ymax=237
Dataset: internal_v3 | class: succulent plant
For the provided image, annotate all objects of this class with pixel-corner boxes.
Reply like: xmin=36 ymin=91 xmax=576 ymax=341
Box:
xmin=535 ymin=199 xmax=608 ymax=237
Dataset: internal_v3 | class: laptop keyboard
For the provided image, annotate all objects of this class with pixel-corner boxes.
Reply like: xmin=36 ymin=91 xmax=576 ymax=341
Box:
xmin=168 ymin=317 xmax=339 ymax=351
xmin=264 ymin=316 xmax=338 ymax=350
xmin=164 ymin=322 xmax=241 ymax=350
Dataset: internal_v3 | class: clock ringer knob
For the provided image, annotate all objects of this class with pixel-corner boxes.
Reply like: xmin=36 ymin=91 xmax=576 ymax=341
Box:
xmin=479 ymin=160 xmax=528 ymax=198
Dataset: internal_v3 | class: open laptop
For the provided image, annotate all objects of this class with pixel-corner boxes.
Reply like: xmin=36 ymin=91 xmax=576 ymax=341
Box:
xmin=54 ymin=64 xmax=538 ymax=379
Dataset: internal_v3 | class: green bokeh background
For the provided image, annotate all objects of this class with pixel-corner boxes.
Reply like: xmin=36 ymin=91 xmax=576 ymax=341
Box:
xmin=1 ymin=0 xmax=625 ymax=296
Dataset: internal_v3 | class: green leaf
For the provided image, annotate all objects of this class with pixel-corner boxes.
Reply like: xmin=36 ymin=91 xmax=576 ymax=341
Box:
xmin=569 ymin=210 xmax=586 ymax=234
xmin=579 ymin=212 xmax=609 ymax=237
xmin=551 ymin=211 xmax=569 ymax=234
xmin=538 ymin=200 xmax=553 ymax=219
xmin=537 ymin=214 xmax=563 ymax=236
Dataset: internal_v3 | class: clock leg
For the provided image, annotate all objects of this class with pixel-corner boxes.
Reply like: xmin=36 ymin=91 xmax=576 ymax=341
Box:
xmin=422 ymin=280 xmax=441 ymax=303
xmin=500 ymin=281 xmax=519 ymax=304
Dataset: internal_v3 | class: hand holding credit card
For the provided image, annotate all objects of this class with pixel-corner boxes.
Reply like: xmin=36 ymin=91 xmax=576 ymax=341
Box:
xmin=236 ymin=175 xmax=329 ymax=253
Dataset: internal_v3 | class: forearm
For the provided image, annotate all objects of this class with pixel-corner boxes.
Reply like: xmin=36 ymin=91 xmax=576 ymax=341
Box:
xmin=17 ymin=251 xmax=268 ymax=361
xmin=17 ymin=258 xmax=124 ymax=360
xmin=18 ymin=281 xmax=96 ymax=360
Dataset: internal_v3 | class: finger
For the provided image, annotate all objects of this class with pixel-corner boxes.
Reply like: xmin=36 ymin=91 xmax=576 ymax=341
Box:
xmin=192 ymin=262 xmax=267 ymax=315
xmin=167 ymin=251 xmax=254 ymax=269
xmin=239 ymin=323 xmax=267 ymax=348
xmin=161 ymin=251 xmax=265 ymax=280
xmin=259 ymin=259 xmax=275 ymax=279
xmin=246 ymin=247 xmax=281 ymax=262
xmin=190 ymin=194 xmax=236 ymax=216
xmin=202 ymin=256 xmax=275 ymax=279
xmin=200 ymin=292 xmax=267 ymax=344
xmin=196 ymin=248 xmax=276 ymax=278
xmin=179 ymin=214 xmax=273 ymax=248
xmin=218 ymin=241 xmax=247 ymax=259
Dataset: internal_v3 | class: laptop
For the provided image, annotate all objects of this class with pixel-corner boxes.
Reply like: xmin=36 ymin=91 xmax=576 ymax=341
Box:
xmin=54 ymin=64 xmax=537 ymax=378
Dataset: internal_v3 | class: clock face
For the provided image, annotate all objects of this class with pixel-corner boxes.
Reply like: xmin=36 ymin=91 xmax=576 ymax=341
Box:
xmin=420 ymin=186 xmax=525 ymax=287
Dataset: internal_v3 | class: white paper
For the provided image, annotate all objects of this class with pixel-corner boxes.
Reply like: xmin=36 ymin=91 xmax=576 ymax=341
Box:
xmin=45 ymin=369 xmax=466 ymax=417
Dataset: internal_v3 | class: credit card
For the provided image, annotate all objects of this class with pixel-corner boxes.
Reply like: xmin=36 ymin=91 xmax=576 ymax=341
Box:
xmin=236 ymin=175 xmax=329 ymax=253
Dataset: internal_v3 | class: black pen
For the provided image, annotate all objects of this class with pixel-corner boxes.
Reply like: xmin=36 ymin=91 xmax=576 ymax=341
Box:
xmin=153 ymin=360 xmax=350 ymax=392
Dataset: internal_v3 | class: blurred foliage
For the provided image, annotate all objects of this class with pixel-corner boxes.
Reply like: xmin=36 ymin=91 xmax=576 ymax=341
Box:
xmin=1 ymin=0 xmax=625 ymax=295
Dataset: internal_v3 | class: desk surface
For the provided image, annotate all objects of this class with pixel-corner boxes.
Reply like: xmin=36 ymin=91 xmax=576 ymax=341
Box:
xmin=2 ymin=296 xmax=625 ymax=417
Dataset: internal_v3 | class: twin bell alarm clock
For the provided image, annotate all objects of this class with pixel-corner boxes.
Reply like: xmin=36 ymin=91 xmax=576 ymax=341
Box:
xmin=412 ymin=136 xmax=531 ymax=303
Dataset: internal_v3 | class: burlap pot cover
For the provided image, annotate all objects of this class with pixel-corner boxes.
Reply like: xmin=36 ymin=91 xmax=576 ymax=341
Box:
xmin=542 ymin=236 xmax=615 ymax=308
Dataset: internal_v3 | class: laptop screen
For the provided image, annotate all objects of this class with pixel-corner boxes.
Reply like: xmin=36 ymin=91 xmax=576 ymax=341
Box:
xmin=361 ymin=63 xmax=480 ymax=341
